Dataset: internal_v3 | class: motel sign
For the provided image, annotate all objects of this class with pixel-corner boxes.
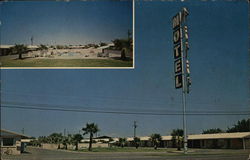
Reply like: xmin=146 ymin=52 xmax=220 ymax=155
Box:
xmin=172 ymin=9 xmax=191 ymax=90
xmin=173 ymin=12 xmax=183 ymax=89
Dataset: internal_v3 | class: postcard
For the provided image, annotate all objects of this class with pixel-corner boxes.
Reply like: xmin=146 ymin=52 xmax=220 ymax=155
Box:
xmin=0 ymin=0 xmax=249 ymax=159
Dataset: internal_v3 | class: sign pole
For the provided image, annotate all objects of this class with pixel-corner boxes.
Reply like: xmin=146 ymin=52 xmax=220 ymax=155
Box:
xmin=181 ymin=58 xmax=188 ymax=154
xmin=180 ymin=14 xmax=188 ymax=154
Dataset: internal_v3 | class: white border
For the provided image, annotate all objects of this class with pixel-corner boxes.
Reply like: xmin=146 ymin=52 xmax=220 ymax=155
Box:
xmin=0 ymin=0 xmax=135 ymax=70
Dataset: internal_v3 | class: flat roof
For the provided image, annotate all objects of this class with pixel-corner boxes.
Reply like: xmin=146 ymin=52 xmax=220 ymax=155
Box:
xmin=0 ymin=45 xmax=14 ymax=49
xmin=112 ymin=132 xmax=250 ymax=142
xmin=115 ymin=136 xmax=172 ymax=142
xmin=126 ymin=136 xmax=150 ymax=141
xmin=162 ymin=136 xmax=172 ymax=141
xmin=188 ymin=132 xmax=250 ymax=140
xmin=0 ymin=45 xmax=39 ymax=49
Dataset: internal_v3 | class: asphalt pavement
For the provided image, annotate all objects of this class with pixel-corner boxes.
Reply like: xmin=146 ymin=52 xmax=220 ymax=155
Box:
xmin=1 ymin=147 xmax=249 ymax=160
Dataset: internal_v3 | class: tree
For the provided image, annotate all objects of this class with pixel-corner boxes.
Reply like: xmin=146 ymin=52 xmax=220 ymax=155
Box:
xmin=112 ymin=30 xmax=133 ymax=60
xmin=38 ymin=44 xmax=48 ymax=50
xmin=71 ymin=134 xmax=83 ymax=151
xmin=28 ymin=138 xmax=41 ymax=147
xmin=112 ymin=39 xmax=125 ymax=50
xmin=112 ymin=38 xmax=132 ymax=50
xmin=149 ymin=134 xmax=162 ymax=150
xmin=38 ymin=136 xmax=49 ymax=144
xmin=118 ymin=138 xmax=127 ymax=148
xmin=82 ymin=123 xmax=100 ymax=151
xmin=133 ymin=137 xmax=140 ymax=149
xmin=121 ymin=48 xmax=126 ymax=60
xmin=10 ymin=44 xmax=28 ymax=59
xmin=171 ymin=129 xmax=183 ymax=151
xmin=112 ymin=39 xmax=130 ymax=60
xmin=202 ymin=128 xmax=224 ymax=134
xmin=62 ymin=136 xmax=70 ymax=150
xmin=99 ymin=42 xmax=107 ymax=47
xmin=227 ymin=118 xmax=250 ymax=133
xmin=48 ymin=133 xmax=63 ymax=149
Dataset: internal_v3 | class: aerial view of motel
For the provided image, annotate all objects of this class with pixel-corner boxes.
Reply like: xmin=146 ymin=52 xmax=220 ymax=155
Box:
xmin=0 ymin=1 xmax=133 ymax=68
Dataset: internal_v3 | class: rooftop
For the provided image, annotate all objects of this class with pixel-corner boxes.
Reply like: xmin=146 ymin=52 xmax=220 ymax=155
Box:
xmin=0 ymin=45 xmax=39 ymax=49
xmin=0 ymin=129 xmax=30 ymax=139
xmin=188 ymin=132 xmax=250 ymax=140
xmin=111 ymin=132 xmax=250 ymax=142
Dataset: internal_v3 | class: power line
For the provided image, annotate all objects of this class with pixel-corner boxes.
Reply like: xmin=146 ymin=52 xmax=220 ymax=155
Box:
xmin=2 ymin=104 xmax=250 ymax=116
xmin=2 ymin=101 xmax=249 ymax=114
xmin=1 ymin=90 xmax=248 ymax=109
xmin=2 ymin=101 xmax=180 ymax=113
xmin=1 ymin=92 xmax=248 ymax=112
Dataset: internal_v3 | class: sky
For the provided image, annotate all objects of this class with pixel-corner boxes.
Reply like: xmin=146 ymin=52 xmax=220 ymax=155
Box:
xmin=1 ymin=0 xmax=249 ymax=138
xmin=0 ymin=0 xmax=132 ymax=45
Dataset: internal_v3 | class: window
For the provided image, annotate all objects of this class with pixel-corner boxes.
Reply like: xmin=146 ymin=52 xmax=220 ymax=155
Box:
xmin=3 ymin=138 xmax=14 ymax=146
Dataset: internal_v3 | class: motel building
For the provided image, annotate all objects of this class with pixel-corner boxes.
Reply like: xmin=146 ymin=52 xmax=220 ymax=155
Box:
xmin=113 ymin=132 xmax=250 ymax=149
xmin=125 ymin=136 xmax=173 ymax=148
xmin=0 ymin=45 xmax=39 ymax=56
xmin=187 ymin=132 xmax=250 ymax=149
xmin=0 ymin=129 xmax=30 ymax=155
xmin=0 ymin=45 xmax=13 ymax=56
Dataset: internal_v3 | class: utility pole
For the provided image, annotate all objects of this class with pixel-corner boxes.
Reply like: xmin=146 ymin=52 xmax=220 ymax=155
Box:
xmin=31 ymin=36 xmax=34 ymax=46
xmin=133 ymin=121 xmax=137 ymax=138
xmin=64 ymin=129 xmax=66 ymax=136
xmin=21 ymin=128 xmax=24 ymax=134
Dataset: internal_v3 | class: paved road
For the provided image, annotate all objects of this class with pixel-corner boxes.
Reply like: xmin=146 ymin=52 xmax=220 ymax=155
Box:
xmin=2 ymin=147 xmax=249 ymax=160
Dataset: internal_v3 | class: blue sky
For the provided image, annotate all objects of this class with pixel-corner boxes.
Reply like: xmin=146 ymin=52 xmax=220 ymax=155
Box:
xmin=1 ymin=0 xmax=249 ymax=137
xmin=0 ymin=0 xmax=132 ymax=45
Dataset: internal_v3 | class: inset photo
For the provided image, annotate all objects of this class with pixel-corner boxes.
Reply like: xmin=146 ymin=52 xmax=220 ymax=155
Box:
xmin=0 ymin=0 xmax=133 ymax=68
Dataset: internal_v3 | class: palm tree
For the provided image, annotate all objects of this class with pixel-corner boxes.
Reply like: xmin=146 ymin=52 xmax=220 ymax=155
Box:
xmin=82 ymin=123 xmax=99 ymax=151
xmin=118 ymin=138 xmax=127 ymax=148
xmin=71 ymin=134 xmax=83 ymax=150
xmin=171 ymin=129 xmax=183 ymax=151
xmin=10 ymin=44 xmax=28 ymax=59
xmin=48 ymin=133 xmax=63 ymax=149
xmin=149 ymin=134 xmax=162 ymax=150
xmin=133 ymin=137 xmax=140 ymax=149
xmin=227 ymin=118 xmax=250 ymax=132
xmin=62 ymin=136 xmax=70 ymax=150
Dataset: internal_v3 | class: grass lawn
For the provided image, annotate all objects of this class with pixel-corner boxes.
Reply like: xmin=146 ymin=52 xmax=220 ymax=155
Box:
xmin=0 ymin=56 xmax=133 ymax=67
